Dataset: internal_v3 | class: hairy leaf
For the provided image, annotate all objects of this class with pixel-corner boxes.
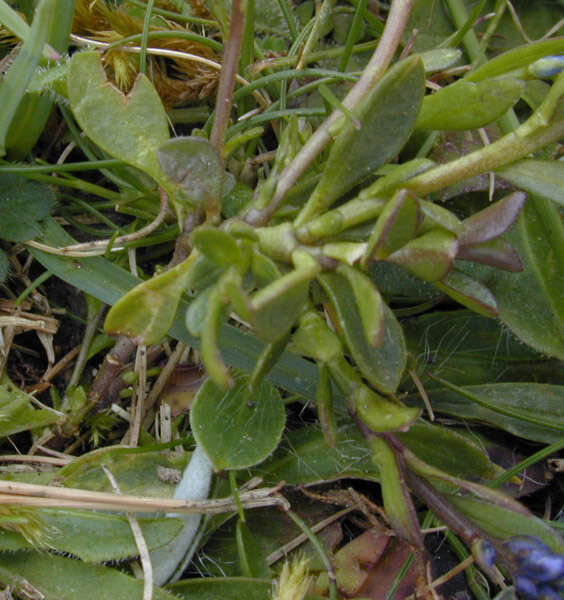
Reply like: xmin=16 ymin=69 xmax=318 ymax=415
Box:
xmin=0 ymin=174 xmax=56 ymax=242
xmin=191 ymin=374 xmax=285 ymax=470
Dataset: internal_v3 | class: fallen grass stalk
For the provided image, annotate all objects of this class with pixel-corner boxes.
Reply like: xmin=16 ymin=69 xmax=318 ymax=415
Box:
xmin=0 ymin=479 xmax=290 ymax=514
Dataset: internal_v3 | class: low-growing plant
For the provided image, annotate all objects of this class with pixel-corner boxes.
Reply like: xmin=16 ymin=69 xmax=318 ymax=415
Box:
xmin=0 ymin=1 xmax=563 ymax=599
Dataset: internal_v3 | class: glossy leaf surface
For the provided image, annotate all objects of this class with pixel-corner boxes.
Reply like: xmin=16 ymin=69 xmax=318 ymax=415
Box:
xmin=191 ymin=374 xmax=285 ymax=470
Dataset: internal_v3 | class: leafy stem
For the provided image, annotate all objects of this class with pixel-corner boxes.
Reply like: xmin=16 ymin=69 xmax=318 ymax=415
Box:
xmin=245 ymin=0 xmax=414 ymax=226
xmin=406 ymin=71 xmax=564 ymax=197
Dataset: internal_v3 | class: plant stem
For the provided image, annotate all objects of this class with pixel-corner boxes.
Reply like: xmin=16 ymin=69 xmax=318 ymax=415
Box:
xmin=246 ymin=0 xmax=414 ymax=226
xmin=405 ymin=108 xmax=564 ymax=197
xmin=210 ymin=0 xmax=246 ymax=154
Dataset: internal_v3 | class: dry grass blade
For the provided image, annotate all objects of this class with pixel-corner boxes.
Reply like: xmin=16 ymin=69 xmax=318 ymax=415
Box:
xmin=0 ymin=479 xmax=290 ymax=514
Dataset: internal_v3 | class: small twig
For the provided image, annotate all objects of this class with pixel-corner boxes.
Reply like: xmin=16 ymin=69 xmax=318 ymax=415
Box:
xmin=266 ymin=506 xmax=352 ymax=565
xmin=142 ymin=341 xmax=186 ymax=427
xmin=103 ymin=466 xmax=153 ymax=600
xmin=209 ymin=0 xmax=246 ymax=153
xmin=0 ymin=479 xmax=290 ymax=514
xmin=67 ymin=305 xmax=105 ymax=388
xmin=25 ymin=190 xmax=169 ymax=257
xmin=0 ymin=454 xmax=71 ymax=466
xmin=86 ymin=336 xmax=137 ymax=413
xmin=39 ymin=344 xmax=81 ymax=384
xmin=128 ymin=345 xmax=147 ymax=447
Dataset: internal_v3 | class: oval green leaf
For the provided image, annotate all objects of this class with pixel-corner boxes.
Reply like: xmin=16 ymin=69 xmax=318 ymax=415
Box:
xmin=416 ymin=79 xmax=523 ymax=131
xmin=190 ymin=374 xmax=286 ymax=470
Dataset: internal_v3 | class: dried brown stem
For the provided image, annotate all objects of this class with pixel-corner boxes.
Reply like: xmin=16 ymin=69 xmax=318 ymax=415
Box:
xmin=209 ymin=0 xmax=246 ymax=154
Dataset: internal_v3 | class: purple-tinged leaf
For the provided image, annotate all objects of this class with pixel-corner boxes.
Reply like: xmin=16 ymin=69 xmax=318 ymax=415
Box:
xmin=459 ymin=191 xmax=526 ymax=246
xmin=387 ymin=229 xmax=459 ymax=282
xmin=457 ymin=238 xmax=523 ymax=272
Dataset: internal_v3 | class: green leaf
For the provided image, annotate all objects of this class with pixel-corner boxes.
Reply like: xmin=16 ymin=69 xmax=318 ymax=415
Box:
xmin=200 ymin=273 xmax=233 ymax=390
xmin=489 ymin=198 xmax=564 ymax=358
xmin=0 ymin=376 xmax=59 ymax=436
xmin=447 ymin=496 xmax=564 ymax=554
xmin=397 ymin=422 xmax=496 ymax=481
xmin=0 ymin=510 xmax=182 ymax=562
xmin=363 ymin=190 xmax=421 ymax=264
xmin=369 ymin=437 xmax=422 ymax=548
xmin=386 ymin=229 xmax=459 ymax=282
xmin=190 ymin=374 xmax=286 ymax=470
xmin=185 ymin=285 xmax=214 ymax=337
xmin=403 ymin=310 xmax=563 ymax=388
xmin=415 ymin=79 xmax=523 ymax=131
xmin=168 ymin=577 xmax=272 ymax=600
xmin=457 ymin=238 xmax=523 ymax=273
xmin=497 ymin=159 xmax=564 ymax=208
xmin=5 ymin=0 xmax=74 ymax=159
xmin=316 ymin=363 xmax=337 ymax=447
xmin=192 ymin=227 xmax=244 ymax=268
xmin=0 ymin=174 xmax=56 ymax=242
xmin=421 ymin=382 xmax=564 ymax=443
xmin=256 ymin=424 xmax=378 ymax=487
xmin=30 ymin=220 xmax=320 ymax=400
xmin=290 ymin=310 xmax=343 ymax=363
xmin=68 ymin=51 xmax=169 ymax=183
xmin=0 ymin=250 xmax=8 ymax=283
xmin=296 ymin=55 xmax=425 ymax=224
xmin=157 ymin=136 xmax=225 ymax=212
xmin=0 ymin=0 xmax=57 ymax=157
xmin=458 ymin=192 xmax=526 ymax=247
xmin=104 ymin=252 xmax=200 ymax=345
xmin=435 ymin=270 xmax=498 ymax=317
xmin=319 ymin=272 xmax=406 ymax=393
xmin=0 ymin=551 xmax=179 ymax=600
xmin=249 ymin=251 xmax=320 ymax=342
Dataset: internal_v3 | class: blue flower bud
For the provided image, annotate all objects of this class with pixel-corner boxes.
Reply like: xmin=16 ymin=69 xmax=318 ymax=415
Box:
xmin=528 ymin=55 xmax=564 ymax=78
xmin=514 ymin=573 xmax=538 ymax=598
xmin=505 ymin=536 xmax=551 ymax=565
xmin=521 ymin=551 xmax=564 ymax=582
xmin=473 ymin=539 xmax=496 ymax=568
